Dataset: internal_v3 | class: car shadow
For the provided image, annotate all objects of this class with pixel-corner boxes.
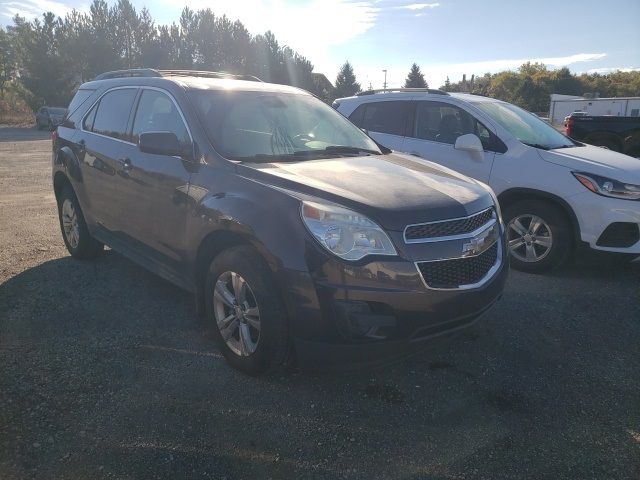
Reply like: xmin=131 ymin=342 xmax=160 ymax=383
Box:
xmin=2 ymin=250 xmax=639 ymax=479
xmin=548 ymin=254 xmax=640 ymax=280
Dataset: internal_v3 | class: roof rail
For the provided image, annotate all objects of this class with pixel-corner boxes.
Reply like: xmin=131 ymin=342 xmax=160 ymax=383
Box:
xmin=356 ymin=88 xmax=449 ymax=96
xmin=93 ymin=68 xmax=263 ymax=82
xmin=93 ymin=68 xmax=160 ymax=80
xmin=156 ymin=70 xmax=263 ymax=82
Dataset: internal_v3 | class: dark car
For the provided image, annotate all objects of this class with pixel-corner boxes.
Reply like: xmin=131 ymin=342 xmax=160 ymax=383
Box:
xmin=566 ymin=114 xmax=640 ymax=157
xmin=52 ymin=69 xmax=508 ymax=375
xmin=36 ymin=106 xmax=67 ymax=130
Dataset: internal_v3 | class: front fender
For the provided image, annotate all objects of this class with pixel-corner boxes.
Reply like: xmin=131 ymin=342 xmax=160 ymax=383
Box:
xmin=186 ymin=174 xmax=313 ymax=274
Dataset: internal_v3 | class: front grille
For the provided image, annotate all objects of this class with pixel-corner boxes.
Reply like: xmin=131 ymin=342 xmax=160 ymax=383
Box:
xmin=405 ymin=208 xmax=494 ymax=241
xmin=417 ymin=243 xmax=499 ymax=289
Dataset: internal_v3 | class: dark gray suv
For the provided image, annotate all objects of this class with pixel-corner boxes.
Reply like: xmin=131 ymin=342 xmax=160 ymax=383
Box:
xmin=53 ymin=69 xmax=508 ymax=374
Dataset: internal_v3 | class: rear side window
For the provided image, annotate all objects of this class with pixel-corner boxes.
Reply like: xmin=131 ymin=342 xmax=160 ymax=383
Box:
xmin=349 ymin=101 xmax=410 ymax=136
xmin=131 ymin=89 xmax=190 ymax=147
xmin=66 ymin=89 xmax=94 ymax=117
xmin=348 ymin=104 xmax=366 ymax=127
xmin=89 ymin=88 xmax=137 ymax=141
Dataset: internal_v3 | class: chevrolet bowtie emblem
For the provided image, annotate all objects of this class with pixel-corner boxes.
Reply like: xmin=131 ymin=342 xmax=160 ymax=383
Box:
xmin=462 ymin=224 xmax=498 ymax=257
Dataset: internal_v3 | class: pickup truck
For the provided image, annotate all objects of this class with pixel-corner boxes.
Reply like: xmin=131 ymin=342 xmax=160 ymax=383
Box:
xmin=565 ymin=115 xmax=640 ymax=158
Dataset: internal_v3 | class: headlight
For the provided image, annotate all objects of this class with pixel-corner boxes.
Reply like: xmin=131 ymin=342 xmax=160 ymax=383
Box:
xmin=301 ymin=201 xmax=397 ymax=261
xmin=573 ymin=172 xmax=640 ymax=201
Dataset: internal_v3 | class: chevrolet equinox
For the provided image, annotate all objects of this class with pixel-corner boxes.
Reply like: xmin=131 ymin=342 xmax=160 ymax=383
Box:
xmin=53 ymin=69 xmax=508 ymax=374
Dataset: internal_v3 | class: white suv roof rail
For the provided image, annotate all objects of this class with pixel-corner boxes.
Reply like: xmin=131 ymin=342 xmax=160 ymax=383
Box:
xmin=356 ymin=88 xmax=449 ymax=97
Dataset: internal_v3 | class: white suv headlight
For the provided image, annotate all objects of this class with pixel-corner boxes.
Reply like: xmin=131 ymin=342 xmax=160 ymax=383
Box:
xmin=573 ymin=172 xmax=640 ymax=201
xmin=301 ymin=201 xmax=397 ymax=261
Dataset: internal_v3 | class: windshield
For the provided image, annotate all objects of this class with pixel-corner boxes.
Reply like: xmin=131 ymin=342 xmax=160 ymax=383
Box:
xmin=188 ymin=90 xmax=381 ymax=161
xmin=473 ymin=101 xmax=577 ymax=150
xmin=48 ymin=108 xmax=66 ymax=115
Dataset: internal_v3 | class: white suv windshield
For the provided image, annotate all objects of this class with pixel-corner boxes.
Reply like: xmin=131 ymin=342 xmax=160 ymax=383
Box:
xmin=189 ymin=90 xmax=381 ymax=161
xmin=473 ymin=101 xmax=577 ymax=150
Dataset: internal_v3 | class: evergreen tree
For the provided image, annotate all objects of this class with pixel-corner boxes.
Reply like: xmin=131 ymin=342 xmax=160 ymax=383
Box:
xmin=334 ymin=61 xmax=360 ymax=98
xmin=404 ymin=63 xmax=427 ymax=88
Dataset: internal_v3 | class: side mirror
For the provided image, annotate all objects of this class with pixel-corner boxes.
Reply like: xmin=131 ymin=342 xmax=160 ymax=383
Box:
xmin=454 ymin=133 xmax=484 ymax=161
xmin=139 ymin=131 xmax=181 ymax=157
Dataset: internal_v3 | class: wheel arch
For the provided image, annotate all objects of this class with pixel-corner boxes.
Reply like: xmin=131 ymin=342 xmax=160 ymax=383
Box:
xmin=192 ymin=229 xmax=282 ymax=318
xmin=53 ymin=171 xmax=73 ymax=200
xmin=497 ymin=187 xmax=580 ymax=247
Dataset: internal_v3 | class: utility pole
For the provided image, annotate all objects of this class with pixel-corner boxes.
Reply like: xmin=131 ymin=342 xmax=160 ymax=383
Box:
xmin=382 ymin=69 xmax=387 ymax=92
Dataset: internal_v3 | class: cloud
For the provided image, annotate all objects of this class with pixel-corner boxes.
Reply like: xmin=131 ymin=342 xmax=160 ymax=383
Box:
xmin=584 ymin=66 xmax=640 ymax=74
xmin=400 ymin=3 xmax=440 ymax=10
xmin=0 ymin=0 xmax=84 ymax=20
xmin=354 ymin=52 xmax=609 ymax=91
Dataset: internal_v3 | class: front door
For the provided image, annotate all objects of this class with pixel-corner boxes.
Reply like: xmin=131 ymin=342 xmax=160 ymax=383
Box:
xmin=402 ymin=101 xmax=497 ymax=183
xmin=115 ymin=88 xmax=194 ymax=274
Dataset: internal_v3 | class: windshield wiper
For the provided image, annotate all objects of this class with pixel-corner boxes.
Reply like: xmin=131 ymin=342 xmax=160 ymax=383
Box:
xmin=521 ymin=142 xmax=550 ymax=151
xmin=234 ymin=146 xmax=380 ymax=163
xmin=324 ymin=145 xmax=381 ymax=155
xmin=235 ymin=150 xmax=335 ymax=163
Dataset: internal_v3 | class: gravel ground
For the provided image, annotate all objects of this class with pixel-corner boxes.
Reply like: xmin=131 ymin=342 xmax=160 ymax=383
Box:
xmin=1 ymin=127 xmax=639 ymax=479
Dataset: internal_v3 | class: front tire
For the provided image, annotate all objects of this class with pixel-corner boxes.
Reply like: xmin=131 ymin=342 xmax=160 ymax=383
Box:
xmin=205 ymin=246 xmax=290 ymax=375
xmin=57 ymin=186 xmax=104 ymax=259
xmin=504 ymin=200 xmax=572 ymax=273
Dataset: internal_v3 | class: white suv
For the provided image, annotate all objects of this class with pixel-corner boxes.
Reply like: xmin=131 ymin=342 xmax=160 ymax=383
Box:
xmin=334 ymin=89 xmax=640 ymax=272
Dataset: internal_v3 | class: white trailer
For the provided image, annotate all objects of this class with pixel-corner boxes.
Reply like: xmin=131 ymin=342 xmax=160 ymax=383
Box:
xmin=549 ymin=94 xmax=640 ymax=125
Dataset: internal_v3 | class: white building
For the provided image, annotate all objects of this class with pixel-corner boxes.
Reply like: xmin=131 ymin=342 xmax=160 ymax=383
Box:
xmin=549 ymin=94 xmax=640 ymax=125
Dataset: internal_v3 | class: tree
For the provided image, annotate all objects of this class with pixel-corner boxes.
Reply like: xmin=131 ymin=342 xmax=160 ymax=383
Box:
xmin=334 ymin=61 xmax=360 ymax=98
xmin=404 ymin=63 xmax=427 ymax=88
xmin=0 ymin=27 xmax=16 ymax=94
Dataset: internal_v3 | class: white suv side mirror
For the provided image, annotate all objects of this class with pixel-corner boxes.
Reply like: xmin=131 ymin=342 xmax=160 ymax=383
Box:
xmin=454 ymin=134 xmax=484 ymax=161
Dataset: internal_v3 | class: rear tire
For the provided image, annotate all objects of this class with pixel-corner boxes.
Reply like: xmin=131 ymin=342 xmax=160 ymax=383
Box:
xmin=205 ymin=245 xmax=290 ymax=375
xmin=504 ymin=200 xmax=572 ymax=273
xmin=57 ymin=186 xmax=104 ymax=259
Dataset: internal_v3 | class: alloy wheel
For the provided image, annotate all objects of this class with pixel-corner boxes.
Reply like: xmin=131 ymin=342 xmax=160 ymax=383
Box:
xmin=61 ymin=198 xmax=80 ymax=249
xmin=508 ymin=214 xmax=553 ymax=263
xmin=213 ymin=271 xmax=261 ymax=357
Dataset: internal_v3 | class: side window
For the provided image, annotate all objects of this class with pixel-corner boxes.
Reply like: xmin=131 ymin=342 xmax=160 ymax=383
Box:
xmin=348 ymin=104 xmax=366 ymax=127
xmin=67 ymin=89 xmax=95 ymax=117
xmin=131 ymin=89 xmax=190 ymax=147
xmin=361 ymin=101 xmax=410 ymax=136
xmin=83 ymin=103 xmax=98 ymax=131
xmin=91 ymin=88 xmax=137 ymax=141
xmin=413 ymin=101 xmax=476 ymax=144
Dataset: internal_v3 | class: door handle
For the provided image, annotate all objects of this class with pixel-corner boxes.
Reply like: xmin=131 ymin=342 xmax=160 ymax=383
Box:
xmin=117 ymin=157 xmax=132 ymax=171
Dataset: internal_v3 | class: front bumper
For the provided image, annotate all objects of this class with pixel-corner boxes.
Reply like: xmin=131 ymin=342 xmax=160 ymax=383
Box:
xmin=284 ymin=243 xmax=509 ymax=371
xmin=568 ymin=191 xmax=640 ymax=254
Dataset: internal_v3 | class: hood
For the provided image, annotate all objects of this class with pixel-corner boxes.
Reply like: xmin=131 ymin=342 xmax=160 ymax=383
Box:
xmin=539 ymin=144 xmax=640 ymax=183
xmin=236 ymin=152 xmax=493 ymax=231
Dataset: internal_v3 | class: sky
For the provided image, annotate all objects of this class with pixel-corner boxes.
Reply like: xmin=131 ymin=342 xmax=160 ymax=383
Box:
xmin=2 ymin=0 xmax=639 ymax=88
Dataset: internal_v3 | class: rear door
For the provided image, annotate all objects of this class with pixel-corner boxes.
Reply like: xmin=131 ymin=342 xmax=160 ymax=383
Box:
xmin=402 ymin=100 xmax=500 ymax=182
xmin=114 ymin=87 xmax=194 ymax=274
xmin=76 ymin=87 xmax=138 ymax=233
xmin=348 ymin=100 xmax=412 ymax=151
